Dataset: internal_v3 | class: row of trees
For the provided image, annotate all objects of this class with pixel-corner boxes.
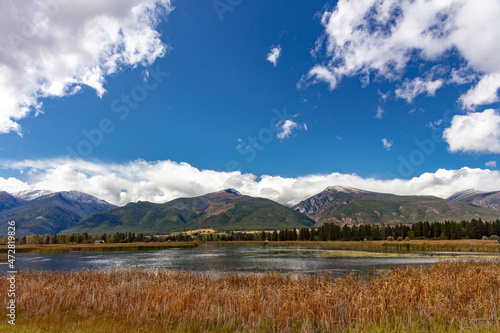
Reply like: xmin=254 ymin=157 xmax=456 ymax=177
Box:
xmin=194 ymin=219 xmax=500 ymax=242
xmin=3 ymin=219 xmax=500 ymax=245
xmin=270 ymin=219 xmax=500 ymax=242
xmin=8 ymin=232 xmax=150 ymax=245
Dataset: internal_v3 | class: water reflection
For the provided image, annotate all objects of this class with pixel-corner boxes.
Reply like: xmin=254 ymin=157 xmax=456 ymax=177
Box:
xmin=1 ymin=243 xmax=497 ymax=276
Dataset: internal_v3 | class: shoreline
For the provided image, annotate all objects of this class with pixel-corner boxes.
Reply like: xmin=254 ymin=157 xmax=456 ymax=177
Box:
xmin=1 ymin=239 xmax=499 ymax=254
xmin=0 ymin=241 xmax=198 ymax=254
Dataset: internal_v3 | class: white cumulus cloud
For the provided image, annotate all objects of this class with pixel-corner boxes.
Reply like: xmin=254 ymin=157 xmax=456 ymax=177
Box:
xmin=306 ymin=0 xmax=500 ymax=107
xmin=299 ymin=65 xmax=337 ymax=90
xmin=0 ymin=0 xmax=172 ymax=135
xmin=3 ymin=158 xmax=500 ymax=206
xmin=443 ymin=109 xmax=500 ymax=154
xmin=276 ymin=119 xmax=302 ymax=140
xmin=460 ymin=73 xmax=500 ymax=110
xmin=375 ymin=106 xmax=385 ymax=119
xmin=382 ymin=138 xmax=393 ymax=151
xmin=485 ymin=161 xmax=497 ymax=169
xmin=395 ymin=77 xmax=443 ymax=103
xmin=266 ymin=45 xmax=282 ymax=66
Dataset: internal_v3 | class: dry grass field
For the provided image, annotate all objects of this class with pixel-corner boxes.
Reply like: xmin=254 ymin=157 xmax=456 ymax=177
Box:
xmin=0 ymin=242 xmax=197 ymax=254
xmin=264 ymin=239 xmax=500 ymax=253
xmin=1 ymin=260 xmax=499 ymax=332
xmin=1 ymin=239 xmax=499 ymax=258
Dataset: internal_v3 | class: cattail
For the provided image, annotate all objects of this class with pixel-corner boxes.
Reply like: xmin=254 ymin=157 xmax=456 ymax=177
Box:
xmin=1 ymin=261 xmax=499 ymax=332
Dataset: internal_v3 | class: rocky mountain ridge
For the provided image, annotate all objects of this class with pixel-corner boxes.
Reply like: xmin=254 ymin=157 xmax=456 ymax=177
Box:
xmin=448 ymin=189 xmax=500 ymax=211
xmin=292 ymin=187 xmax=500 ymax=226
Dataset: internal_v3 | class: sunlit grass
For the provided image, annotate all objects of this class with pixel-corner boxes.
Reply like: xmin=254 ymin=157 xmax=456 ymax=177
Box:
xmin=1 ymin=261 xmax=499 ymax=332
xmin=265 ymin=240 xmax=500 ymax=253
xmin=0 ymin=242 xmax=198 ymax=254
xmin=264 ymin=247 xmax=500 ymax=258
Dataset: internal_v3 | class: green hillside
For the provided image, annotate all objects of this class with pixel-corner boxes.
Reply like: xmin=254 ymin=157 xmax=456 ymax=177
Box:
xmin=0 ymin=191 xmax=117 ymax=236
xmin=0 ymin=205 xmax=81 ymax=236
xmin=316 ymin=194 xmax=500 ymax=225
xmin=62 ymin=190 xmax=315 ymax=235
xmin=0 ymin=191 xmax=23 ymax=212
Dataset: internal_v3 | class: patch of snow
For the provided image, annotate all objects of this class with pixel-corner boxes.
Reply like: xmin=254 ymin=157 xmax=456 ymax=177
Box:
xmin=326 ymin=185 xmax=365 ymax=193
xmin=447 ymin=188 xmax=484 ymax=200
xmin=13 ymin=190 xmax=53 ymax=201
xmin=31 ymin=190 xmax=113 ymax=207
xmin=60 ymin=191 xmax=112 ymax=206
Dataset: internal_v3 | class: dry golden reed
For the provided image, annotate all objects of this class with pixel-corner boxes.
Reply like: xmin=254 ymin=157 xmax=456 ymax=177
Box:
xmin=1 ymin=261 xmax=500 ymax=332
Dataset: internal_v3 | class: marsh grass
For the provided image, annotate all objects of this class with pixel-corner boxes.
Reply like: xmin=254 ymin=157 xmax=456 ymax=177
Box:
xmin=0 ymin=242 xmax=198 ymax=254
xmin=264 ymin=240 xmax=500 ymax=253
xmin=381 ymin=242 xmax=500 ymax=253
xmin=1 ymin=261 xmax=499 ymax=332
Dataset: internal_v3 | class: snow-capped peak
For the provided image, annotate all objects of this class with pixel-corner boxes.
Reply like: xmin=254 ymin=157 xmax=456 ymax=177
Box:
xmin=13 ymin=189 xmax=53 ymax=201
xmin=447 ymin=188 xmax=484 ymax=201
xmin=458 ymin=188 xmax=483 ymax=195
xmin=57 ymin=191 xmax=112 ymax=205
xmin=325 ymin=185 xmax=365 ymax=193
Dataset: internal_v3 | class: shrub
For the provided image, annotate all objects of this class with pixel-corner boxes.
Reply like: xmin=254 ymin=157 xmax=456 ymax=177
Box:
xmin=397 ymin=236 xmax=403 ymax=241
xmin=405 ymin=236 xmax=410 ymax=241
xmin=489 ymin=235 xmax=499 ymax=241
xmin=386 ymin=236 xmax=394 ymax=241
xmin=482 ymin=236 xmax=489 ymax=240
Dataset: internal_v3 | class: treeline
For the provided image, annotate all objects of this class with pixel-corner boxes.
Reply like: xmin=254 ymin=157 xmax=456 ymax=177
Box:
xmin=2 ymin=232 xmax=151 ymax=245
xmin=295 ymin=219 xmax=500 ymax=242
xmin=190 ymin=219 xmax=500 ymax=242
xmin=3 ymin=219 xmax=500 ymax=245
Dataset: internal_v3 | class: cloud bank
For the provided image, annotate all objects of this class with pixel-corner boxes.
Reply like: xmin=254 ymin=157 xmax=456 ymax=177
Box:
xmin=304 ymin=0 xmax=500 ymax=155
xmin=0 ymin=0 xmax=172 ymax=135
xmin=2 ymin=158 xmax=500 ymax=206
xmin=306 ymin=0 xmax=500 ymax=97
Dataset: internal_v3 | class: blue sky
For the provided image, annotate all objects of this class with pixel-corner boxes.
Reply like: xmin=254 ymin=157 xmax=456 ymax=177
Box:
xmin=1 ymin=0 xmax=500 ymax=205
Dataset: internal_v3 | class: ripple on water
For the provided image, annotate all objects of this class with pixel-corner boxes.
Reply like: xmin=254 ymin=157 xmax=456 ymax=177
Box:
xmin=3 ymin=244 xmax=498 ymax=275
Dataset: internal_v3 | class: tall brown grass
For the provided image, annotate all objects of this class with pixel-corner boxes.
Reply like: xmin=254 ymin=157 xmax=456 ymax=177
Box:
xmin=1 ymin=261 xmax=500 ymax=332
xmin=268 ymin=240 xmax=500 ymax=253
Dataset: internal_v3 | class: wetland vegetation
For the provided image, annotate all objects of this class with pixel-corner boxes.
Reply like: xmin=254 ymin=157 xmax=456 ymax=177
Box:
xmin=1 ymin=261 xmax=499 ymax=332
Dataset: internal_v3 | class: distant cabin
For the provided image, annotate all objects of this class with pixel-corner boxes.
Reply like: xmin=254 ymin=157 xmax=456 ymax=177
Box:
xmin=94 ymin=240 xmax=105 ymax=244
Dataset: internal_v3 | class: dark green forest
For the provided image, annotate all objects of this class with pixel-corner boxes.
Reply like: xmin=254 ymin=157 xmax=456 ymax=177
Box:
xmin=4 ymin=219 xmax=500 ymax=245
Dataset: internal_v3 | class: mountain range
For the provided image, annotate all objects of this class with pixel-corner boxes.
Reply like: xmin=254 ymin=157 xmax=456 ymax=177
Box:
xmin=447 ymin=189 xmax=500 ymax=211
xmin=0 ymin=191 xmax=116 ymax=236
xmin=2 ymin=186 xmax=500 ymax=236
xmin=292 ymin=186 xmax=500 ymax=226
xmin=63 ymin=189 xmax=315 ymax=235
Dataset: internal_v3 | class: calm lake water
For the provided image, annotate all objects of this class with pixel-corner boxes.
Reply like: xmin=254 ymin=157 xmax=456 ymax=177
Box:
xmin=2 ymin=243 xmax=497 ymax=276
